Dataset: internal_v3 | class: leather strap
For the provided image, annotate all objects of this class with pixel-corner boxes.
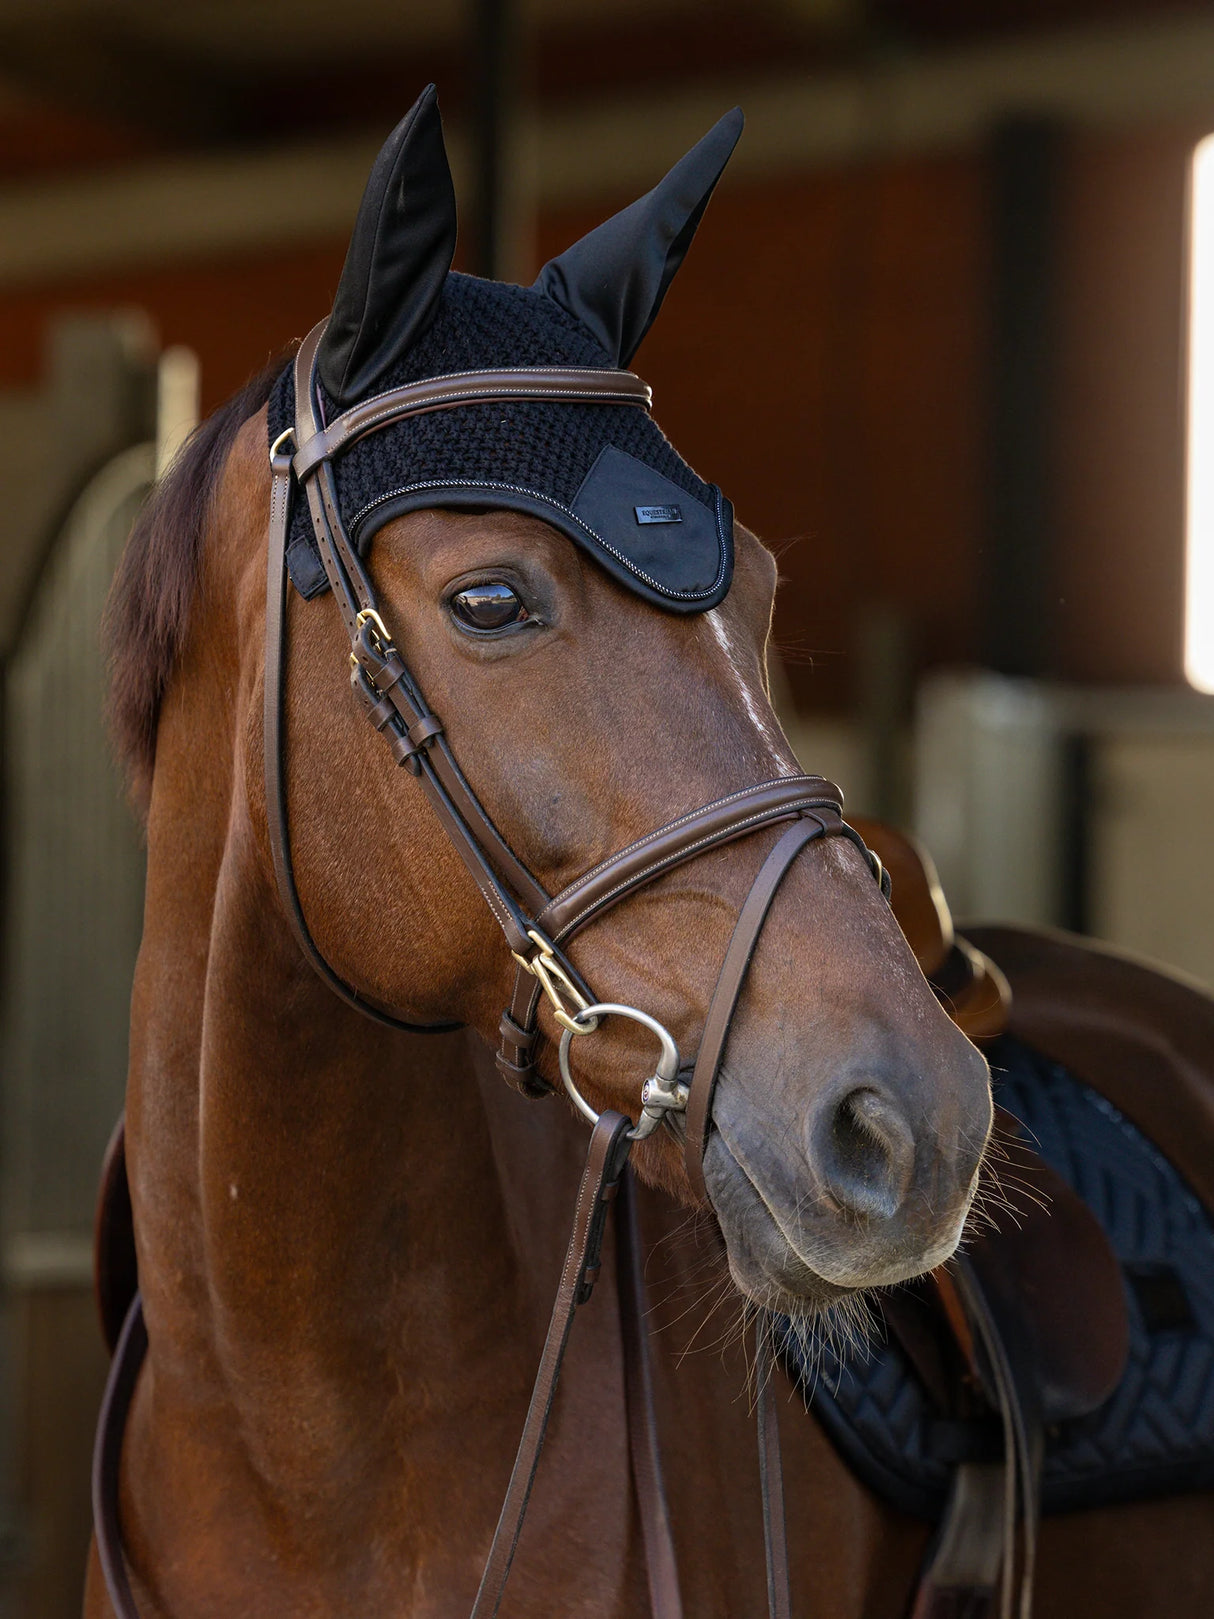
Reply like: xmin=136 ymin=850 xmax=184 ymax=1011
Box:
xmin=264 ymin=426 xmax=458 ymax=1031
xmin=497 ymin=792 xmax=858 ymax=1091
xmin=266 ymin=325 xmax=552 ymax=1022
xmin=470 ymin=1110 xmax=634 ymax=1618
xmin=293 ymin=326 xmax=371 ymax=636
xmin=537 ymin=780 xmax=843 ymax=944
xmin=295 ymin=325 xmax=553 ymax=944
xmin=909 ymin=1463 xmax=1008 ymax=1619
xmin=755 ymin=1320 xmax=792 ymax=1619
xmin=910 ymin=1259 xmax=1043 ymax=1619
xmin=617 ymin=1167 xmax=684 ymax=1619
xmin=293 ymin=367 xmax=652 ymax=480
xmin=92 ymin=1294 xmax=146 ymax=1619
xmin=684 ymin=818 xmax=827 ymax=1203
xmin=349 ymin=622 xmax=549 ymax=918
xmin=951 ymin=1259 xmax=1040 ymax=1619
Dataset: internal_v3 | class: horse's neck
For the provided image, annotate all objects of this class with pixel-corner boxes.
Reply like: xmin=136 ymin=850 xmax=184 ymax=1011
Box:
xmin=128 ymin=729 xmax=583 ymax=1535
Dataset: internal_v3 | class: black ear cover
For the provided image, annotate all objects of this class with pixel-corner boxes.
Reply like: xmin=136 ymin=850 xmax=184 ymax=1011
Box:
xmin=533 ymin=108 xmax=743 ymax=366
xmin=317 ymin=84 xmax=457 ymax=405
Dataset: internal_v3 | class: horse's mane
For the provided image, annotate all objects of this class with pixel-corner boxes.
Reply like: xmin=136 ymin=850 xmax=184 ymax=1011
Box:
xmin=104 ymin=355 xmax=286 ymax=812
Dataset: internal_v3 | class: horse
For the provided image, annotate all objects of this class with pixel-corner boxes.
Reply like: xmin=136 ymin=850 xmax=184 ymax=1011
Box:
xmin=86 ymin=86 xmax=1213 ymax=1617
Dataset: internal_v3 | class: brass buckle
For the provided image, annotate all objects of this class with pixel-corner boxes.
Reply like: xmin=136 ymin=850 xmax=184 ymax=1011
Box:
xmin=350 ymin=607 xmax=395 ymax=674
xmin=511 ymin=930 xmax=599 ymax=1036
xmin=356 ymin=607 xmax=393 ymax=649
xmin=269 ymin=427 xmax=295 ymax=461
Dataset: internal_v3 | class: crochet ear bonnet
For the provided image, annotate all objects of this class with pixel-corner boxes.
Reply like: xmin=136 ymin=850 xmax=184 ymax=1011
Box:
xmin=268 ymin=85 xmax=742 ymax=614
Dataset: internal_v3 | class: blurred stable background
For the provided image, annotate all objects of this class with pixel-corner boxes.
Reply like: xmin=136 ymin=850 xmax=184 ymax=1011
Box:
xmin=2 ymin=0 xmax=1214 ymax=1613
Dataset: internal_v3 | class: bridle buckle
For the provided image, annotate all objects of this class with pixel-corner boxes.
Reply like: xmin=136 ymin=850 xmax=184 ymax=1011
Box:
xmin=356 ymin=606 xmax=393 ymax=652
xmin=511 ymin=929 xmax=600 ymax=1036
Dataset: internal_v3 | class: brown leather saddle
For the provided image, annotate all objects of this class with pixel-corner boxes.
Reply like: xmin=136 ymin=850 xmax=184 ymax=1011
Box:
xmin=95 ymin=820 xmax=1154 ymax=1619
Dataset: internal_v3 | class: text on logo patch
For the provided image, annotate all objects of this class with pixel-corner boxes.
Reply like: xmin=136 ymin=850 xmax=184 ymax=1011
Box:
xmin=634 ymin=504 xmax=683 ymax=525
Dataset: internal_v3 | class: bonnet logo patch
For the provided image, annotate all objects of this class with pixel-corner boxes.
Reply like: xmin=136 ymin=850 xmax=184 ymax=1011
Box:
xmin=634 ymin=504 xmax=683 ymax=525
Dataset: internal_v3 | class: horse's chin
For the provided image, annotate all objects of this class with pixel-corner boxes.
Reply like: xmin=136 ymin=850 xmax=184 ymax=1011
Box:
xmin=704 ymin=1129 xmax=967 ymax=1309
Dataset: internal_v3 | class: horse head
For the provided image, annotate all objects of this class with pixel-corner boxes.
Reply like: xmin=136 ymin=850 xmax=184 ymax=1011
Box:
xmin=114 ymin=87 xmax=991 ymax=1327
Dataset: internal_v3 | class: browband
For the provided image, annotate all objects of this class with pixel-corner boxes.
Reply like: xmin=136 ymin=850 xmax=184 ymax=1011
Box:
xmin=292 ymin=366 xmax=653 ymax=482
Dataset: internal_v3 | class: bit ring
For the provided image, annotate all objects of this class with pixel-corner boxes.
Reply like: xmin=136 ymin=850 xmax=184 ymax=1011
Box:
xmin=558 ymin=1003 xmax=684 ymax=1141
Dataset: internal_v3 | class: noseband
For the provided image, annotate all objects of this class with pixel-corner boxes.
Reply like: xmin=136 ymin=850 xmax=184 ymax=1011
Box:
xmin=94 ymin=320 xmax=889 ymax=1619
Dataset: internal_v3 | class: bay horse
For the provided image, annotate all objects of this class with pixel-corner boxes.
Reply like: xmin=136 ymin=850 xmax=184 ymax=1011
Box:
xmin=87 ymin=87 xmax=1211 ymax=1618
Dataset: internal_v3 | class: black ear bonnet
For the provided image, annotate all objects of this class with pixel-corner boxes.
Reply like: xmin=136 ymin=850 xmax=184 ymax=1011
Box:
xmin=268 ymin=87 xmax=742 ymax=614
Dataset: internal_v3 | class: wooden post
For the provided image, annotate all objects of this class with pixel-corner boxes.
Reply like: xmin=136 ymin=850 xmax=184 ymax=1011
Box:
xmin=982 ymin=117 xmax=1065 ymax=679
xmin=470 ymin=0 xmax=535 ymax=283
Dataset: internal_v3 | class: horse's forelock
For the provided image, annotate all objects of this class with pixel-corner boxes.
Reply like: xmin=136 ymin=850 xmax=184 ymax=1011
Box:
xmin=103 ymin=355 xmax=287 ymax=813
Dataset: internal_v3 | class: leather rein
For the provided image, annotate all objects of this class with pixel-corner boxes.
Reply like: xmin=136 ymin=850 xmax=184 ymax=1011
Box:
xmin=93 ymin=321 xmax=889 ymax=1619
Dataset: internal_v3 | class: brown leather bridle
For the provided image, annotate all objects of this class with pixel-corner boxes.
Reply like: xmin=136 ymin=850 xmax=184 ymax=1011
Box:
xmin=93 ymin=321 xmax=889 ymax=1619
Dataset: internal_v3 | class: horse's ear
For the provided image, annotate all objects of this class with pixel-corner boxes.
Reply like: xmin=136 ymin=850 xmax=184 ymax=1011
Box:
xmin=534 ymin=108 xmax=742 ymax=367
xmin=317 ymin=85 xmax=457 ymax=405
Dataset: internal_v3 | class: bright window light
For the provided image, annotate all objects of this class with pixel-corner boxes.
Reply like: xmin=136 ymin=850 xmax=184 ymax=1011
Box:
xmin=1186 ymin=137 xmax=1214 ymax=692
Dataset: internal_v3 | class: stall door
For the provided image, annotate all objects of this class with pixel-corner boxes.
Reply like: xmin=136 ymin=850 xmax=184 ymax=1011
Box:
xmin=2 ymin=442 xmax=153 ymax=1619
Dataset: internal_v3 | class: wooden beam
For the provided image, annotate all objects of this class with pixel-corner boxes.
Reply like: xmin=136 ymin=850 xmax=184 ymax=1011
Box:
xmin=980 ymin=116 xmax=1065 ymax=679
xmin=0 ymin=21 xmax=251 ymax=142
xmin=3 ymin=13 xmax=1214 ymax=288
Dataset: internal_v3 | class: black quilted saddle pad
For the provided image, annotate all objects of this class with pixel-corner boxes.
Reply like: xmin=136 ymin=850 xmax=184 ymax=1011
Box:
xmin=778 ymin=1033 xmax=1214 ymax=1518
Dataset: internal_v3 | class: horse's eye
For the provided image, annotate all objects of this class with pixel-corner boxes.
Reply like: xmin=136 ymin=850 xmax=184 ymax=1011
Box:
xmin=450 ymin=581 xmax=528 ymax=631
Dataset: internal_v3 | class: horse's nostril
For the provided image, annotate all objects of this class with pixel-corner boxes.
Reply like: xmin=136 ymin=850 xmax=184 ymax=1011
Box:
xmin=817 ymin=1087 xmax=916 ymax=1223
